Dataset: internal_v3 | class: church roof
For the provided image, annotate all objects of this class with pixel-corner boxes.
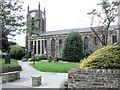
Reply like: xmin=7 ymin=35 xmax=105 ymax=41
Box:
xmin=40 ymin=25 xmax=119 ymax=36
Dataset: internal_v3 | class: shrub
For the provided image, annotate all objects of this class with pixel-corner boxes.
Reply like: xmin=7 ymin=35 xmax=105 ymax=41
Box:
xmin=28 ymin=55 xmax=47 ymax=61
xmin=57 ymin=55 xmax=62 ymax=61
xmin=23 ymin=51 xmax=31 ymax=60
xmin=60 ymin=79 xmax=68 ymax=90
xmin=83 ymin=49 xmax=95 ymax=58
xmin=80 ymin=45 xmax=120 ymax=69
xmin=37 ymin=55 xmax=47 ymax=60
xmin=10 ymin=45 xmax=25 ymax=60
xmin=62 ymin=31 xmax=83 ymax=62
xmin=28 ymin=56 xmax=39 ymax=61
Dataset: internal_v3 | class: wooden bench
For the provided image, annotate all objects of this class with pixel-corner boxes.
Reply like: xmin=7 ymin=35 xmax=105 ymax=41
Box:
xmin=2 ymin=71 xmax=20 ymax=83
xmin=32 ymin=75 xmax=42 ymax=87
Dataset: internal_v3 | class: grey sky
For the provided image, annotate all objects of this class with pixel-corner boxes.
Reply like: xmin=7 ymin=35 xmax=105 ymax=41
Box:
xmin=15 ymin=0 xmax=99 ymax=46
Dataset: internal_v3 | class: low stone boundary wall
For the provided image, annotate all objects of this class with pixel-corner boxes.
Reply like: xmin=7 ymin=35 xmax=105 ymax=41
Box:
xmin=2 ymin=71 xmax=20 ymax=83
xmin=68 ymin=68 xmax=120 ymax=90
xmin=0 ymin=66 xmax=22 ymax=73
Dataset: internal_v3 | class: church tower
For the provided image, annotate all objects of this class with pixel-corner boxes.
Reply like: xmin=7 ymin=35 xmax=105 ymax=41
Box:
xmin=26 ymin=2 xmax=46 ymax=52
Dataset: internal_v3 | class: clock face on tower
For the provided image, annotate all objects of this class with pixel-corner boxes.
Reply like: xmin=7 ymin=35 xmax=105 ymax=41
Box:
xmin=30 ymin=12 xmax=36 ymax=18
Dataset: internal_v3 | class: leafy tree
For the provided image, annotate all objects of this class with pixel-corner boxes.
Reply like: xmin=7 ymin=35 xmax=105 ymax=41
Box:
xmin=2 ymin=34 xmax=9 ymax=52
xmin=10 ymin=45 xmax=25 ymax=60
xmin=87 ymin=0 xmax=120 ymax=46
xmin=62 ymin=31 xmax=83 ymax=62
xmin=9 ymin=41 xmax=17 ymax=46
xmin=0 ymin=0 xmax=25 ymax=52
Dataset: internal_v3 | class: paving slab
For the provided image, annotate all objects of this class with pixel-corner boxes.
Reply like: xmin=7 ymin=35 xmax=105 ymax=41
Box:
xmin=1 ymin=61 xmax=68 ymax=88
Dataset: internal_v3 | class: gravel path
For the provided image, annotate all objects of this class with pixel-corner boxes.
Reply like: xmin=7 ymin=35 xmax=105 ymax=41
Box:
xmin=1 ymin=61 xmax=68 ymax=88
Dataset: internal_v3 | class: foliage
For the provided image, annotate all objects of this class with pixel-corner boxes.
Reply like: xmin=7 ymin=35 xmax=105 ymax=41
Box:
xmin=56 ymin=55 xmax=62 ymax=61
xmin=10 ymin=45 xmax=25 ymax=60
xmin=2 ymin=35 xmax=10 ymax=52
xmin=1 ymin=0 xmax=25 ymax=51
xmin=27 ymin=17 xmax=41 ymax=36
xmin=87 ymin=0 xmax=120 ymax=46
xmin=28 ymin=55 xmax=47 ymax=61
xmin=83 ymin=49 xmax=96 ymax=58
xmin=80 ymin=45 xmax=120 ymax=69
xmin=30 ymin=61 xmax=80 ymax=73
xmin=62 ymin=31 xmax=83 ymax=62
xmin=2 ymin=40 xmax=17 ymax=52
xmin=60 ymin=80 xmax=68 ymax=90
xmin=23 ymin=51 xmax=31 ymax=60
xmin=0 ymin=58 xmax=20 ymax=67
xmin=36 ymin=55 xmax=47 ymax=60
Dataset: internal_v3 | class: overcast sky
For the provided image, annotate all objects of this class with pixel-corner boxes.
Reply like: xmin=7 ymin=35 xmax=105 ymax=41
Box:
xmin=14 ymin=0 xmax=100 ymax=46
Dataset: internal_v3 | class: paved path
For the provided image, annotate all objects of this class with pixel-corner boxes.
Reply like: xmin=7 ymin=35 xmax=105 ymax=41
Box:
xmin=1 ymin=61 xmax=68 ymax=88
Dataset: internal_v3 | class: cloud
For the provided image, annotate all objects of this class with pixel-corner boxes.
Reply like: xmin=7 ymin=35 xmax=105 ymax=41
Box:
xmin=15 ymin=0 xmax=99 ymax=46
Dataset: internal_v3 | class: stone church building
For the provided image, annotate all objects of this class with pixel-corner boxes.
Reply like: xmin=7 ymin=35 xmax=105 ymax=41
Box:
xmin=26 ymin=3 xmax=120 ymax=59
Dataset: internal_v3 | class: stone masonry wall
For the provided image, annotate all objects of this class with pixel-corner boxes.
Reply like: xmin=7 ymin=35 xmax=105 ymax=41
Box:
xmin=0 ymin=66 xmax=22 ymax=74
xmin=68 ymin=68 xmax=120 ymax=90
xmin=2 ymin=71 xmax=20 ymax=83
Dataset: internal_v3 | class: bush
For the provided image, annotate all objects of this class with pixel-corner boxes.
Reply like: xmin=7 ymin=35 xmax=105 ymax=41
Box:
xmin=83 ymin=49 xmax=95 ymax=58
xmin=28 ymin=55 xmax=47 ymax=61
xmin=23 ymin=51 xmax=31 ymax=60
xmin=57 ymin=55 xmax=62 ymax=61
xmin=10 ymin=45 xmax=25 ymax=60
xmin=60 ymin=79 xmax=68 ymax=90
xmin=37 ymin=55 xmax=47 ymax=60
xmin=80 ymin=45 xmax=120 ymax=69
xmin=62 ymin=31 xmax=84 ymax=62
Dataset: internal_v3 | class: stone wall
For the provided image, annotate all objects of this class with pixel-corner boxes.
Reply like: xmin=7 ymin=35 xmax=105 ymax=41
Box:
xmin=68 ymin=68 xmax=120 ymax=90
xmin=0 ymin=66 xmax=22 ymax=74
xmin=2 ymin=71 xmax=20 ymax=83
xmin=28 ymin=30 xmax=119 ymax=59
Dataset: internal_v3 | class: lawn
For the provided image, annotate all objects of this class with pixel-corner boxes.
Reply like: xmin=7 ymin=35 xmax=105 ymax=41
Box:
xmin=30 ymin=61 xmax=80 ymax=73
xmin=0 ymin=58 xmax=20 ymax=67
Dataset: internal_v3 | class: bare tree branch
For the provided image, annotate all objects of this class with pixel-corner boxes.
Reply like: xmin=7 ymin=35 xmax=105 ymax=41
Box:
xmin=88 ymin=0 xmax=120 ymax=46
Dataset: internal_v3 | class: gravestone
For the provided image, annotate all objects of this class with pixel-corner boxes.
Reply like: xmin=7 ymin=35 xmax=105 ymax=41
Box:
xmin=5 ymin=54 xmax=11 ymax=64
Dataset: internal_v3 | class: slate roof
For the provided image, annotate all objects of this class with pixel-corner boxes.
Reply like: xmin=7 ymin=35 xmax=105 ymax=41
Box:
xmin=40 ymin=25 xmax=119 ymax=36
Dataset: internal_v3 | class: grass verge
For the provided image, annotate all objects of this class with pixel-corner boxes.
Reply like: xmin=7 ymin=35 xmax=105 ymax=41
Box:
xmin=30 ymin=61 xmax=79 ymax=73
xmin=0 ymin=58 xmax=20 ymax=67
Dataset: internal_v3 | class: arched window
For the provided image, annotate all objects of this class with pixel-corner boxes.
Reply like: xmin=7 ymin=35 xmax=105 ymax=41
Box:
xmin=59 ymin=39 xmax=62 ymax=51
xmin=59 ymin=39 xmax=62 ymax=46
xmin=51 ymin=39 xmax=55 ymax=57
xmin=84 ymin=36 xmax=89 ymax=50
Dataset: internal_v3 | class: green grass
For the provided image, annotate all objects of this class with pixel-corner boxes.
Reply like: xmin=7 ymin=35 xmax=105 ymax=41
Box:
xmin=0 ymin=58 xmax=20 ymax=67
xmin=30 ymin=61 xmax=80 ymax=73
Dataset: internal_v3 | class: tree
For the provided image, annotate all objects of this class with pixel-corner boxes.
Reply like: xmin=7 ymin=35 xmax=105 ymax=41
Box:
xmin=88 ymin=0 xmax=120 ymax=46
xmin=10 ymin=45 xmax=25 ymax=60
xmin=62 ymin=31 xmax=83 ymax=62
xmin=0 ymin=0 xmax=25 ymax=51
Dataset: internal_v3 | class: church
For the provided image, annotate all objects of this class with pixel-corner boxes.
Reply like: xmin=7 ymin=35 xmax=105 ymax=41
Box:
xmin=26 ymin=3 xmax=120 ymax=60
